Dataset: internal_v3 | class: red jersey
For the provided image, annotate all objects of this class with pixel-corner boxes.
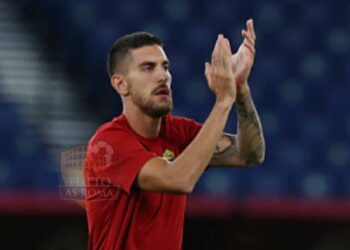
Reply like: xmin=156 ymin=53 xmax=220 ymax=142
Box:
xmin=84 ymin=113 xmax=201 ymax=250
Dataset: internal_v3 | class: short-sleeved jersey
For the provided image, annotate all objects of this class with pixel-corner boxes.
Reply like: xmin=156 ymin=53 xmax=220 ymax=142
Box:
xmin=84 ymin=113 xmax=201 ymax=250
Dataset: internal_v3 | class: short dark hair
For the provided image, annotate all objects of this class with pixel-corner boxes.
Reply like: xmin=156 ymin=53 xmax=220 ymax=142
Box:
xmin=107 ymin=32 xmax=163 ymax=77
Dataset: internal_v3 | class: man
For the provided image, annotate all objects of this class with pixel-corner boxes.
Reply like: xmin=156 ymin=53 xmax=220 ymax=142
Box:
xmin=84 ymin=19 xmax=265 ymax=250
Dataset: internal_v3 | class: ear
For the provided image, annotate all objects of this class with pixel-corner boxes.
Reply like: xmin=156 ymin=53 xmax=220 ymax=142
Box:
xmin=111 ymin=74 xmax=129 ymax=96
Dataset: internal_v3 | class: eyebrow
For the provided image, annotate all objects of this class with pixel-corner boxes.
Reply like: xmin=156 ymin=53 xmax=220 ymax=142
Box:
xmin=138 ymin=60 xmax=170 ymax=68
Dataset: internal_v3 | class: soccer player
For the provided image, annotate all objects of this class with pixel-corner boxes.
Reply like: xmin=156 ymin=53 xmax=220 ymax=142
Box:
xmin=84 ymin=19 xmax=265 ymax=250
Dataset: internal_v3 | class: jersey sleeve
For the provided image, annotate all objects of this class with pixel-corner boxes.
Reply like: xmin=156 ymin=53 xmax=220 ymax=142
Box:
xmin=175 ymin=116 xmax=202 ymax=148
xmin=186 ymin=118 xmax=202 ymax=143
xmin=84 ymin=130 xmax=157 ymax=195
xmin=184 ymin=118 xmax=202 ymax=146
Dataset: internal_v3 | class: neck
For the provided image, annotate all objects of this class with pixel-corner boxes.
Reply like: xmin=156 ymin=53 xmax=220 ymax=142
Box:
xmin=123 ymin=103 xmax=162 ymax=139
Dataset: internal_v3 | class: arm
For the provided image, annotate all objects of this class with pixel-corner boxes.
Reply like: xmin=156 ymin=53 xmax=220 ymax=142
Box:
xmin=138 ymin=35 xmax=236 ymax=194
xmin=210 ymin=84 xmax=265 ymax=167
xmin=236 ymin=84 xmax=265 ymax=165
xmin=210 ymin=19 xmax=265 ymax=167
xmin=138 ymin=100 xmax=232 ymax=193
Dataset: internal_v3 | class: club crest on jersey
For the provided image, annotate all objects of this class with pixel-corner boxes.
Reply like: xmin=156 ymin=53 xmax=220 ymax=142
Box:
xmin=163 ymin=149 xmax=175 ymax=161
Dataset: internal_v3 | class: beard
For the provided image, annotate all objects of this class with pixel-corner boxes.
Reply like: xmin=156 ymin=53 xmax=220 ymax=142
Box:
xmin=131 ymin=91 xmax=173 ymax=118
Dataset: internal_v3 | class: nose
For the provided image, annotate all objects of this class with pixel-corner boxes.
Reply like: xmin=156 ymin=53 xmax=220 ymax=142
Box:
xmin=156 ymin=68 xmax=171 ymax=85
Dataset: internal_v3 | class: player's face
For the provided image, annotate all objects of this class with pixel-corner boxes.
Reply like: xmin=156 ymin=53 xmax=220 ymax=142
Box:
xmin=124 ymin=45 xmax=173 ymax=118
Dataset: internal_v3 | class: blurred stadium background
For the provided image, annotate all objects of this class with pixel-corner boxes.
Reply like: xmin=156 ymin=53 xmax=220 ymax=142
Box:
xmin=0 ymin=0 xmax=350 ymax=249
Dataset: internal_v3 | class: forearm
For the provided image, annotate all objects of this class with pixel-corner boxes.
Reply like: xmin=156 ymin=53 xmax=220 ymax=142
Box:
xmin=168 ymin=99 xmax=233 ymax=190
xmin=236 ymin=83 xmax=265 ymax=165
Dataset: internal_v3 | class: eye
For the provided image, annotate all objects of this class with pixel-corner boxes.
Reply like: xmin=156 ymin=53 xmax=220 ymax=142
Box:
xmin=164 ymin=64 xmax=170 ymax=71
xmin=141 ymin=64 xmax=156 ymax=73
xmin=143 ymin=66 xmax=152 ymax=72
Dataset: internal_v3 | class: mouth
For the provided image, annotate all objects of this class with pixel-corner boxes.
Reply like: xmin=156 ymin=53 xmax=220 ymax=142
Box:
xmin=154 ymin=88 xmax=171 ymax=96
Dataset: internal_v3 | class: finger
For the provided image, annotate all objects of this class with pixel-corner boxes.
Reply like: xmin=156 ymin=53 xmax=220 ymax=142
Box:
xmin=247 ymin=19 xmax=256 ymax=41
xmin=250 ymin=19 xmax=256 ymax=40
xmin=242 ymin=30 xmax=255 ymax=47
xmin=243 ymin=39 xmax=256 ymax=55
xmin=213 ymin=34 xmax=221 ymax=55
xmin=225 ymin=38 xmax=232 ymax=55
xmin=219 ymin=35 xmax=228 ymax=67
xmin=222 ymin=38 xmax=232 ymax=69
xmin=218 ymin=34 xmax=226 ymax=67
xmin=222 ymin=37 xmax=232 ymax=55
xmin=204 ymin=62 xmax=211 ymax=83
xmin=204 ymin=62 xmax=211 ymax=80
xmin=211 ymin=35 xmax=221 ymax=66
xmin=231 ymin=53 xmax=237 ymax=72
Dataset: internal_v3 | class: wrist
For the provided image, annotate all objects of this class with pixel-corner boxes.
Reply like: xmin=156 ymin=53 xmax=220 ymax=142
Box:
xmin=237 ymin=82 xmax=250 ymax=96
xmin=214 ymin=96 xmax=234 ymax=110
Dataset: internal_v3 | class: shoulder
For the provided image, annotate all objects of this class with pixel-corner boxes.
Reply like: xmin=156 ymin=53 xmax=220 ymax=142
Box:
xmin=166 ymin=114 xmax=201 ymax=127
xmin=165 ymin=114 xmax=202 ymax=143
xmin=88 ymin=115 xmax=136 ymax=145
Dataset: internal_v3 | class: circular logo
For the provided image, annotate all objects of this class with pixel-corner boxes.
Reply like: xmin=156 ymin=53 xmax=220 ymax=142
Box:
xmin=91 ymin=140 xmax=114 ymax=168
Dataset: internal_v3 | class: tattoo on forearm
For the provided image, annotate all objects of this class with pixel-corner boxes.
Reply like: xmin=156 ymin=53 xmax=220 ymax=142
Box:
xmin=236 ymin=91 xmax=265 ymax=165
